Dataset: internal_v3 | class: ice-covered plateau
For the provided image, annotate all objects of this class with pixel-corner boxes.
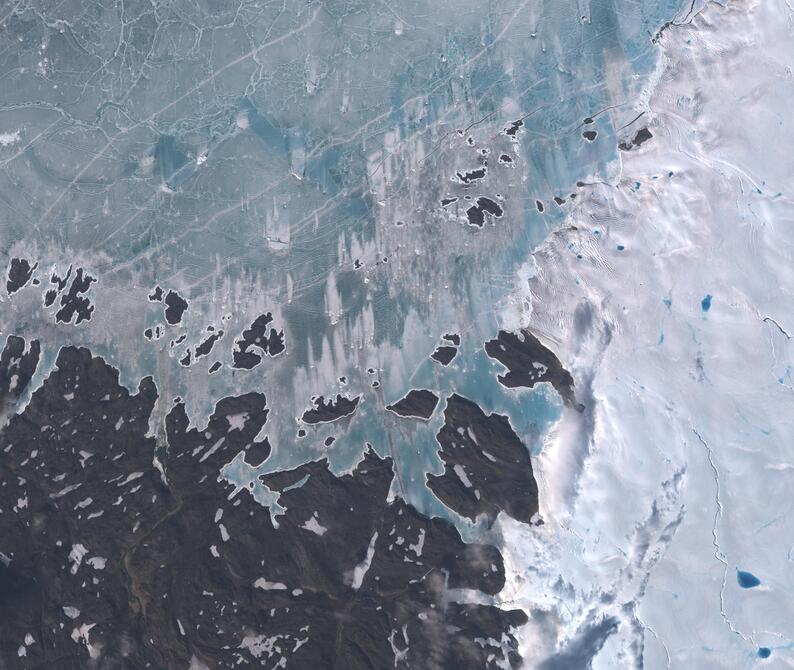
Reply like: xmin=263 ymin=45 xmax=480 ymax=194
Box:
xmin=498 ymin=0 xmax=794 ymax=667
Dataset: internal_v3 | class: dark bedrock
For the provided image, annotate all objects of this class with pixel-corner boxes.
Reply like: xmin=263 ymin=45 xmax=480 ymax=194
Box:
xmin=386 ymin=389 xmax=439 ymax=420
xmin=0 ymin=346 xmax=528 ymax=669
xmin=428 ymin=393 xmax=539 ymax=526
xmin=485 ymin=329 xmax=584 ymax=411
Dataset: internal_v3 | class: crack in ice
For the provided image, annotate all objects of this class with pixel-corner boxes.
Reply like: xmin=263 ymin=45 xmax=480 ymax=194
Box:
xmin=692 ymin=428 xmax=749 ymax=642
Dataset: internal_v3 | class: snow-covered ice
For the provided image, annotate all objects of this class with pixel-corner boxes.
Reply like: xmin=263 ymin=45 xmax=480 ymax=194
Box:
xmin=498 ymin=1 xmax=794 ymax=666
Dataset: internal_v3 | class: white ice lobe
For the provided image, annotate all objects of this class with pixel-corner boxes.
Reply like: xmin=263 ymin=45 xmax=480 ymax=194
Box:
xmin=351 ymin=532 xmax=378 ymax=590
xmin=301 ymin=512 xmax=328 ymax=536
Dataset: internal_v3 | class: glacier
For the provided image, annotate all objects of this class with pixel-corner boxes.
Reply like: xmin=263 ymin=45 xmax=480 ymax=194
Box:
xmin=1 ymin=0 xmax=792 ymax=666
xmin=498 ymin=0 xmax=794 ymax=666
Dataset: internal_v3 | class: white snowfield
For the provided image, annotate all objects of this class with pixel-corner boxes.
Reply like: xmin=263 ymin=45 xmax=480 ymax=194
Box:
xmin=499 ymin=1 xmax=794 ymax=667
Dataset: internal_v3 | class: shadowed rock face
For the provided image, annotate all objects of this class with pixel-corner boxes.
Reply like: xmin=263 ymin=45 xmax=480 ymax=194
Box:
xmin=465 ymin=196 xmax=504 ymax=227
xmin=195 ymin=330 xmax=224 ymax=358
xmin=0 ymin=346 xmax=527 ymax=668
xmin=0 ymin=347 xmax=163 ymax=667
xmin=618 ymin=127 xmax=653 ymax=151
xmin=40 ymin=267 xmax=97 ymax=324
xmin=6 ymin=258 xmax=36 ymax=295
xmin=485 ymin=329 xmax=584 ymax=411
xmin=386 ymin=389 xmax=439 ymax=420
xmin=301 ymin=394 xmax=360 ymax=424
xmin=165 ymin=391 xmax=271 ymax=489
xmin=427 ymin=393 xmax=539 ymax=525
xmin=164 ymin=289 xmax=189 ymax=325
xmin=0 ymin=335 xmax=40 ymax=408
xmin=232 ymin=312 xmax=285 ymax=369
xmin=431 ymin=344 xmax=458 ymax=365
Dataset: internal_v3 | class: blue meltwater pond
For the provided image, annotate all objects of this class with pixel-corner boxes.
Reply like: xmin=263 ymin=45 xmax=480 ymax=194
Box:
xmin=736 ymin=570 xmax=761 ymax=589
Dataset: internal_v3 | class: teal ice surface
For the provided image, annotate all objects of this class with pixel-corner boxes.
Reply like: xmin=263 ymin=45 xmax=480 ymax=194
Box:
xmin=0 ymin=0 xmax=691 ymax=520
xmin=229 ymin=337 xmax=563 ymax=526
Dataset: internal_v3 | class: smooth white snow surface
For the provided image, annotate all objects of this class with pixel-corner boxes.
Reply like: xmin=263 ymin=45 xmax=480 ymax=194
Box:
xmin=499 ymin=1 xmax=794 ymax=667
